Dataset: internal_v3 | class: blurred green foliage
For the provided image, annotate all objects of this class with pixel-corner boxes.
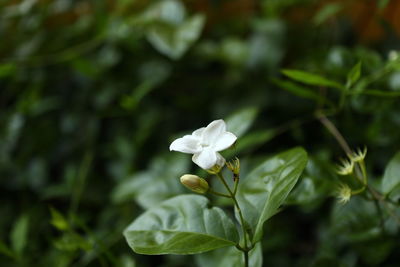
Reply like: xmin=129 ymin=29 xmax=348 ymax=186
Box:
xmin=1 ymin=0 xmax=400 ymax=266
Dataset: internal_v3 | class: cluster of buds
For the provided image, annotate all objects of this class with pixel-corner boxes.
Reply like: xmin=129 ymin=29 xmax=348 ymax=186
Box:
xmin=336 ymin=147 xmax=367 ymax=176
xmin=226 ymin=157 xmax=240 ymax=178
xmin=335 ymin=147 xmax=368 ymax=205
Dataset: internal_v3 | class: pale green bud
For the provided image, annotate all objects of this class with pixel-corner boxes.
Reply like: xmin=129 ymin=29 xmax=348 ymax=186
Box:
xmin=180 ymin=174 xmax=209 ymax=194
xmin=348 ymin=147 xmax=367 ymax=163
xmin=336 ymin=158 xmax=354 ymax=176
xmin=336 ymin=183 xmax=352 ymax=204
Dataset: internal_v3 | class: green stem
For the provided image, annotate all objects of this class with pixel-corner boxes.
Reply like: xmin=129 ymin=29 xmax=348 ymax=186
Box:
xmin=244 ymin=250 xmax=249 ymax=267
xmin=318 ymin=113 xmax=365 ymax=183
xmin=233 ymin=176 xmax=239 ymax=196
xmin=319 ymin=113 xmax=400 ymax=226
xmin=318 ymin=113 xmax=352 ymax=155
xmin=351 ymin=185 xmax=366 ymax=195
xmin=216 ymin=172 xmax=249 ymax=267
xmin=359 ymin=161 xmax=368 ymax=185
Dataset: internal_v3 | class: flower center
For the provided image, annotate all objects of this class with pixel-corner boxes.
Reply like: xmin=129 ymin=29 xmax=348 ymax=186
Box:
xmin=200 ymin=143 xmax=209 ymax=148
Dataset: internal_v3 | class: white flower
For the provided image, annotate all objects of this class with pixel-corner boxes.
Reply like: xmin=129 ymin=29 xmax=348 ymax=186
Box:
xmin=169 ymin=119 xmax=237 ymax=170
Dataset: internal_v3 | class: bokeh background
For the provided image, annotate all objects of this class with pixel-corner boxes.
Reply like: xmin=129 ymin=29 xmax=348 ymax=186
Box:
xmin=1 ymin=0 xmax=400 ymax=266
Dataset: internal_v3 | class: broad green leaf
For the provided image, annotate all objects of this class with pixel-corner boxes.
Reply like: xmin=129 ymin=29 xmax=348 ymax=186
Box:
xmin=124 ymin=195 xmax=239 ymax=254
xmin=287 ymin=157 xmax=336 ymax=207
xmin=282 ymin=69 xmax=344 ymax=91
xmin=10 ymin=214 xmax=29 ymax=255
xmin=346 ymin=62 xmax=362 ymax=88
xmin=195 ymin=242 xmax=262 ymax=267
xmin=226 ymin=107 xmax=259 ymax=137
xmin=147 ymin=14 xmax=205 ymax=59
xmin=331 ymin=197 xmax=382 ymax=242
xmin=381 ymin=151 xmax=400 ymax=195
xmin=112 ymin=154 xmax=189 ymax=208
xmin=236 ymin=147 xmax=308 ymax=243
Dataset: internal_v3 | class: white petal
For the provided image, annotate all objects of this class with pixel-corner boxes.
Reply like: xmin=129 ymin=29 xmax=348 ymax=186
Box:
xmin=192 ymin=127 xmax=205 ymax=138
xmin=169 ymin=135 xmax=201 ymax=153
xmin=192 ymin=148 xmax=217 ymax=170
xmin=215 ymin=152 xmax=226 ymax=167
xmin=213 ymin=132 xmax=237 ymax=151
xmin=202 ymin=119 xmax=226 ymax=145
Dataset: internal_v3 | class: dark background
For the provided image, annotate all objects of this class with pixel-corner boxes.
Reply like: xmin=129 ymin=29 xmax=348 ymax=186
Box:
xmin=1 ymin=0 xmax=400 ymax=266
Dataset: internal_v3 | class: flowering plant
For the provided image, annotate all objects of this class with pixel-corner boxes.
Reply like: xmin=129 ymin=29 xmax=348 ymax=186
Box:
xmin=123 ymin=119 xmax=308 ymax=266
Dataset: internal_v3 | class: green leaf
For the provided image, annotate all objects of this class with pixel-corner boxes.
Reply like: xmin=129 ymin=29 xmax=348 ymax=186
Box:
xmin=10 ymin=214 xmax=29 ymax=255
xmin=236 ymin=147 xmax=308 ymax=243
xmin=313 ymin=3 xmax=343 ymax=25
xmin=195 ymin=243 xmax=262 ymax=267
xmin=0 ymin=63 xmax=16 ymax=78
xmin=224 ymin=129 xmax=276 ymax=159
xmin=112 ymin=154 xmax=189 ymax=208
xmin=282 ymin=69 xmax=344 ymax=91
xmin=272 ymin=78 xmax=330 ymax=104
xmin=360 ymin=89 xmax=400 ymax=97
xmin=235 ymin=130 xmax=276 ymax=153
xmin=330 ymin=197 xmax=381 ymax=242
xmin=135 ymin=0 xmax=186 ymax=26
xmin=226 ymin=107 xmax=259 ymax=137
xmin=0 ymin=240 xmax=15 ymax=259
xmin=53 ymin=232 xmax=92 ymax=252
xmin=381 ymin=151 xmax=400 ymax=195
xmin=346 ymin=61 xmax=362 ymax=88
xmin=50 ymin=207 xmax=69 ymax=231
xmin=147 ymin=14 xmax=205 ymax=59
xmin=287 ymin=157 xmax=336 ymax=207
xmin=123 ymin=195 xmax=239 ymax=254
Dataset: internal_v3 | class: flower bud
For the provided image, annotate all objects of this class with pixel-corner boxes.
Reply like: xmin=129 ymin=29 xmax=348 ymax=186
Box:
xmin=180 ymin=174 xmax=209 ymax=194
xmin=337 ymin=183 xmax=352 ymax=204
xmin=336 ymin=158 xmax=354 ymax=176
xmin=348 ymin=147 xmax=367 ymax=163
xmin=226 ymin=157 xmax=240 ymax=176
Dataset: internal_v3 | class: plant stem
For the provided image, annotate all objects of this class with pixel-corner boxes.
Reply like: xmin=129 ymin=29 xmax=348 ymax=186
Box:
xmin=317 ymin=113 xmax=352 ymax=155
xmin=318 ymin=113 xmax=400 ymax=225
xmin=216 ymin=172 xmax=250 ymax=267
xmin=244 ymin=250 xmax=249 ymax=267
xmin=233 ymin=176 xmax=239 ymax=196
xmin=318 ymin=113 xmax=365 ymax=183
